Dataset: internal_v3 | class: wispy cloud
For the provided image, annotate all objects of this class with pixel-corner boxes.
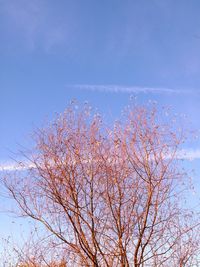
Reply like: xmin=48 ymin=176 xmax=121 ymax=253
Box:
xmin=0 ymin=162 xmax=34 ymax=172
xmin=68 ymin=84 xmax=193 ymax=95
xmin=177 ymin=149 xmax=200 ymax=161
xmin=1 ymin=0 xmax=71 ymax=52
xmin=1 ymin=148 xmax=200 ymax=173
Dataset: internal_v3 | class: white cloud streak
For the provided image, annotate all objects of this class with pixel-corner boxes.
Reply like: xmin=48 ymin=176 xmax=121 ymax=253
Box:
xmin=1 ymin=149 xmax=200 ymax=172
xmin=69 ymin=84 xmax=193 ymax=95
xmin=177 ymin=149 xmax=200 ymax=161
xmin=0 ymin=163 xmax=34 ymax=172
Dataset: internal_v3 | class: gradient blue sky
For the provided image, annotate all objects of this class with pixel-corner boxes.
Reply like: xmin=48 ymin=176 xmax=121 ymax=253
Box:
xmin=1 ymin=0 xmax=200 ymax=247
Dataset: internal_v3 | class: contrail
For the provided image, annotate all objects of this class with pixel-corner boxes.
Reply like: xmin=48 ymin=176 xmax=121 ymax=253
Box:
xmin=1 ymin=148 xmax=200 ymax=172
xmin=68 ymin=84 xmax=194 ymax=95
xmin=176 ymin=149 xmax=200 ymax=161
xmin=0 ymin=162 xmax=34 ymax=172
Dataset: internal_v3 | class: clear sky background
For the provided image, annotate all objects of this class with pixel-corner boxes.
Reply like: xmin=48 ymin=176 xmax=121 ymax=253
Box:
xmin=0 ymin=0 xmax=200 ymax=251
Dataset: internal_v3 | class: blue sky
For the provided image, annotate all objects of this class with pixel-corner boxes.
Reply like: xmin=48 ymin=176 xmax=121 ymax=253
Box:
xmin=1 ymin=0 xmax=200 ymax=160
xmin=0 ymin=0 xmax=200 ymax=249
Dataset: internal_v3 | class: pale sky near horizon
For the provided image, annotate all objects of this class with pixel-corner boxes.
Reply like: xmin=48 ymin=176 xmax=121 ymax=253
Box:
xmin=1 ymin=0 xmax=200 ymax=250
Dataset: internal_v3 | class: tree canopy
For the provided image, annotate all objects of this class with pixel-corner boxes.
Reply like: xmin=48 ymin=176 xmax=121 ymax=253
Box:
xmin=3 ymin=102 xmax=200 ymax=267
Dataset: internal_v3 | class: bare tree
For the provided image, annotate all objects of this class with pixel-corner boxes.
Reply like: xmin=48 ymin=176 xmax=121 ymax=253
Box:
xmin=1 ymin=226 xmax=68 ymax=267
xmin=3 ymin=102 xmax=200 ymax=266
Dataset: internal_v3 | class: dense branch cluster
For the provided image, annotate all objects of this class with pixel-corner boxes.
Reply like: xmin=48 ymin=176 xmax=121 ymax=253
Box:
xmin=3 ymin=103 xmax=200 ymax=267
